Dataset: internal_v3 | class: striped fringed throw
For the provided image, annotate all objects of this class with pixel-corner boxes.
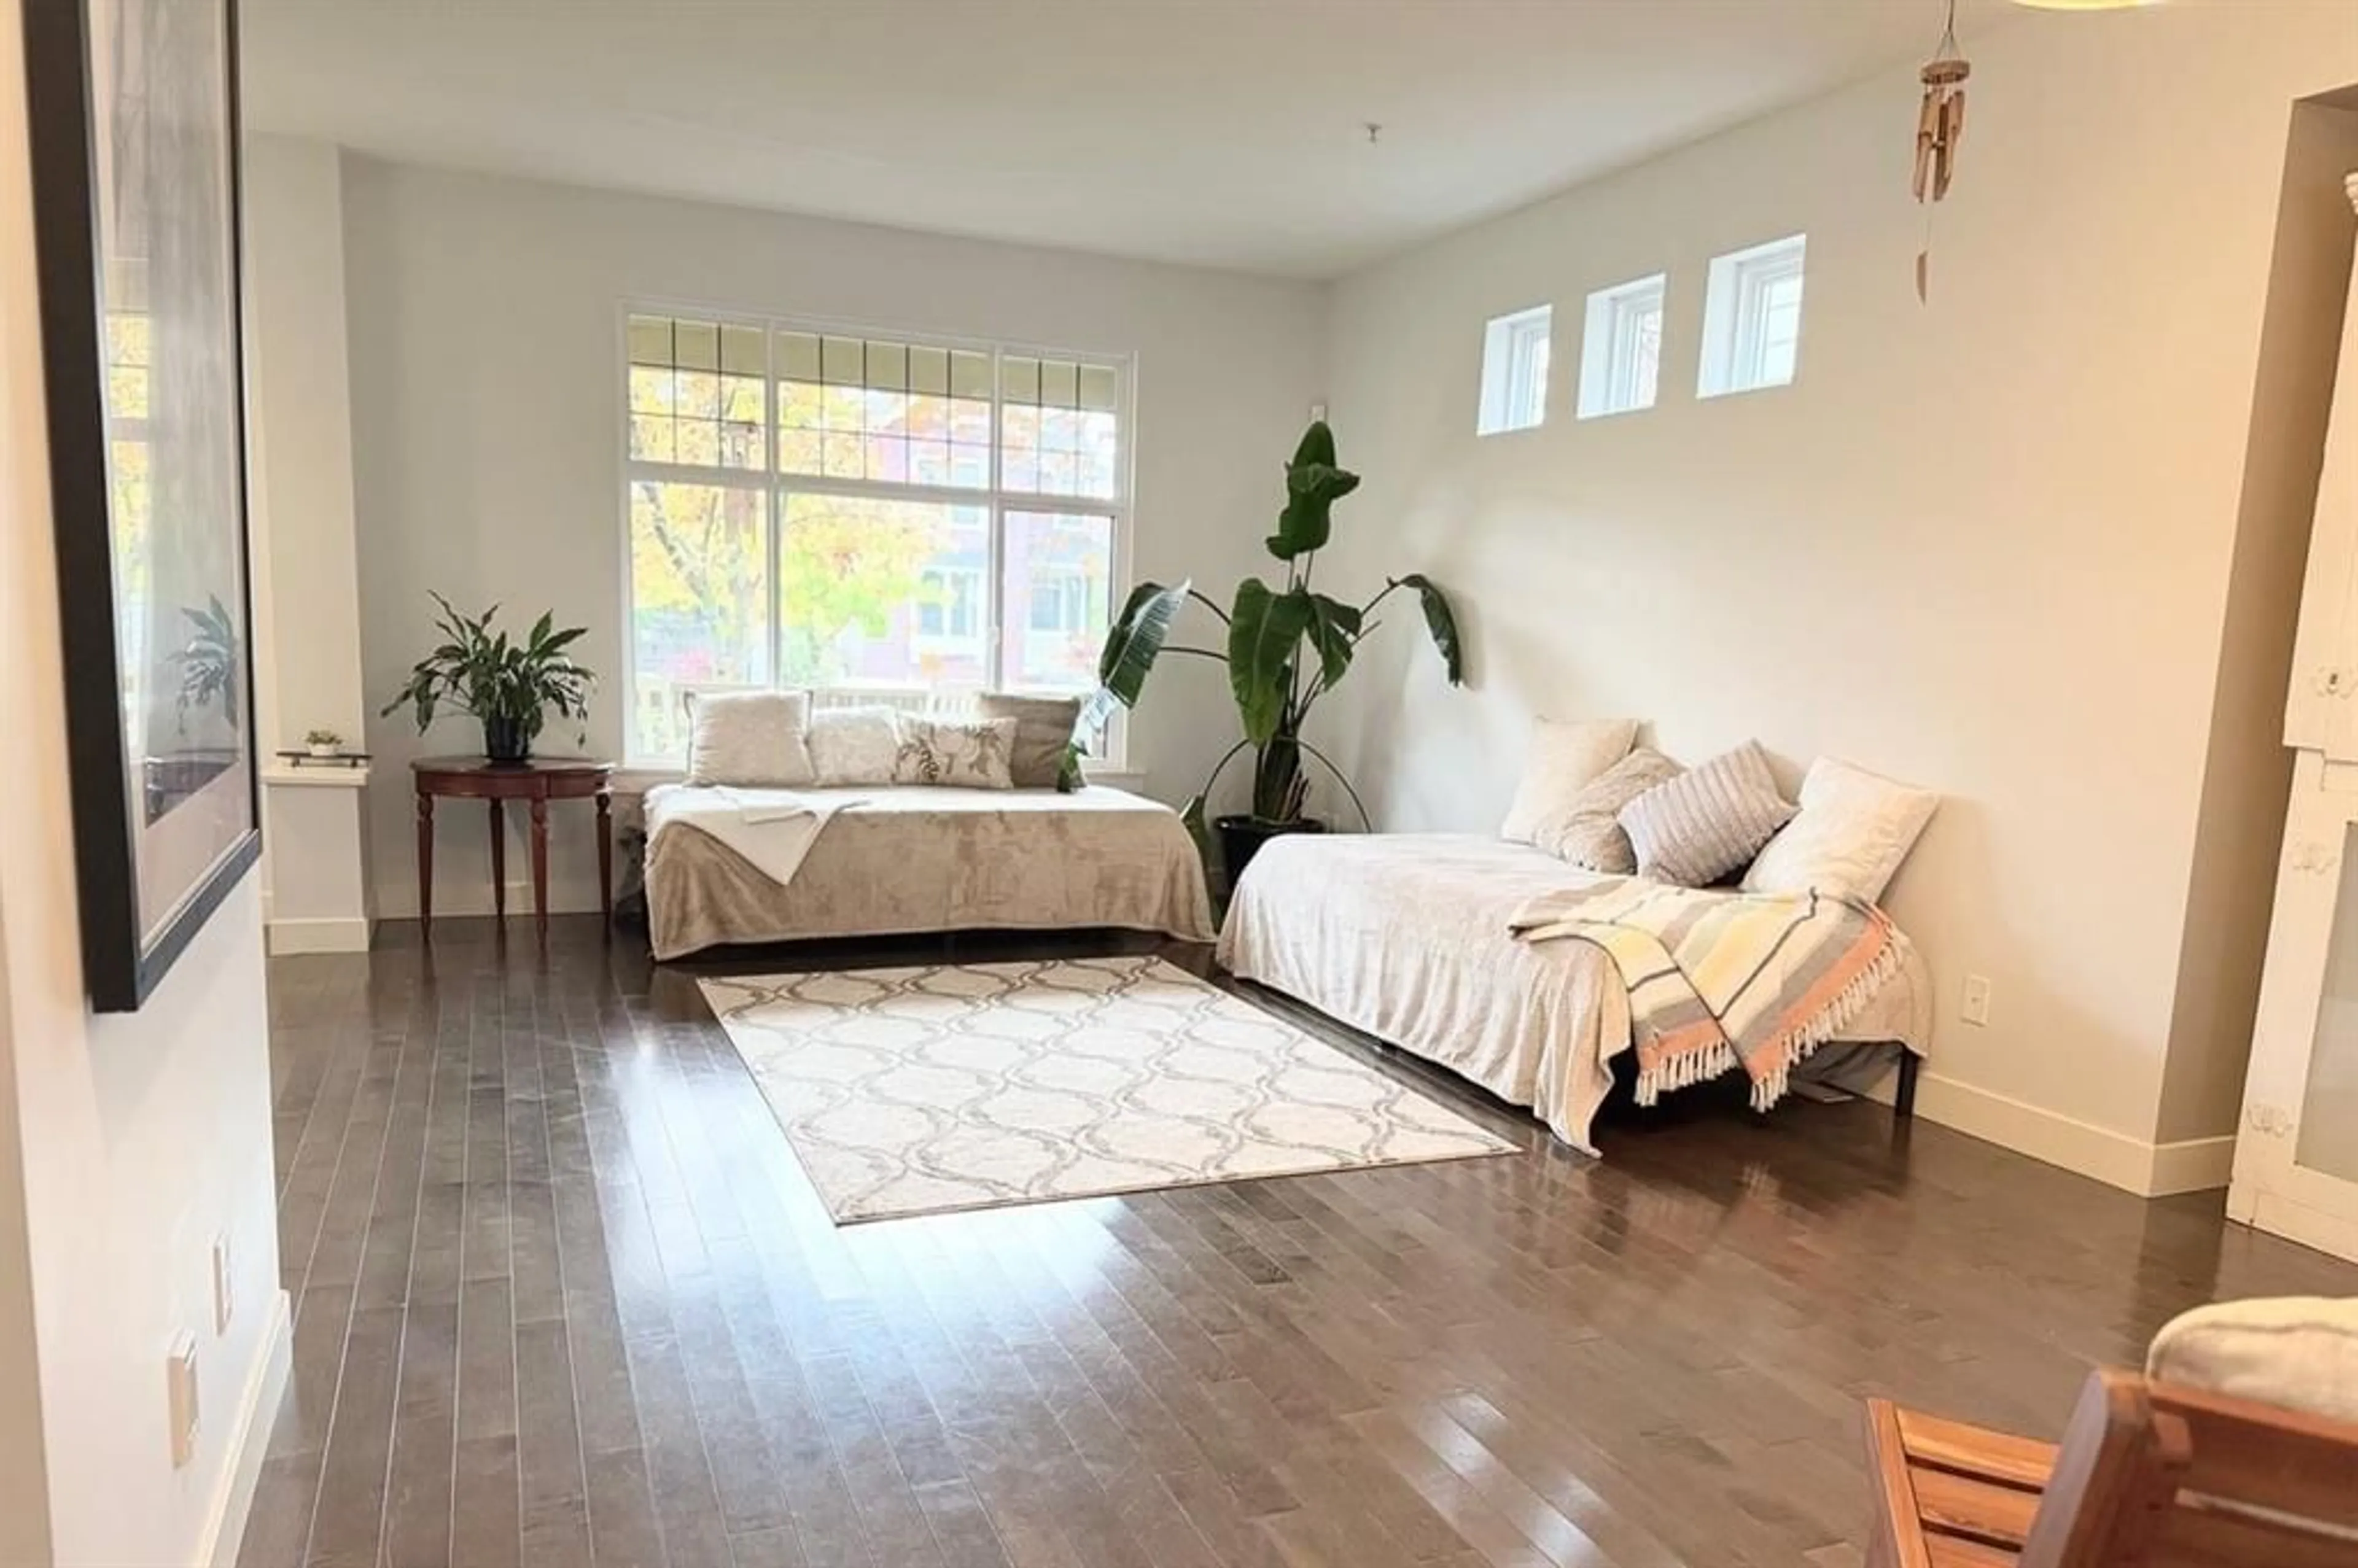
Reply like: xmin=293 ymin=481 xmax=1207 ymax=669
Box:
xmin=1508 ymin=880 xmax=1902 ymax=1110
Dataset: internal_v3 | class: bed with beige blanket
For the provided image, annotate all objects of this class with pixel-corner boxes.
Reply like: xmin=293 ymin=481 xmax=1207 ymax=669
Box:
xmin=1217 ymin=834 xmax=1930 ymax=1153
xmin=644 ymin=783 xmax=1216 ymax=960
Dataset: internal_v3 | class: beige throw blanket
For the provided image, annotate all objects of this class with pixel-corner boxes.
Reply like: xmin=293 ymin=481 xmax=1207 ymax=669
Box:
xmin=1509 ymin=880 xmax=1902 ymax=1111
xmin=645 ymin=784 xmax=866 ymax=888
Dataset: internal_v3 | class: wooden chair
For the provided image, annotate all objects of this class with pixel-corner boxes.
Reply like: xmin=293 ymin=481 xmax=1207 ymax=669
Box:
xmin=1864 ymin=1367 xmax=2358 ymax=1566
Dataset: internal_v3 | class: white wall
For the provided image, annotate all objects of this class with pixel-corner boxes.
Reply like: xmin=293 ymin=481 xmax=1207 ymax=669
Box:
xmin=1319 ymin=7 xmax=2358 ymax=1184
xmin=245 ymin=133 xmax=375 ymax=950
xmin=246 ymin=134 xmax=367 ymax=751
xmin=0 ymin=6 xmax=289 ymax=1561
xmin=324 ymin=156 xmax=1326 ymax=918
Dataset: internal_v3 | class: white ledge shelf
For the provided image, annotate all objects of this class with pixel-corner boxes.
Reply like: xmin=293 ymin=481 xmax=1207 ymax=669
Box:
xmin=262 ymin=764 xmax=372 ymax=790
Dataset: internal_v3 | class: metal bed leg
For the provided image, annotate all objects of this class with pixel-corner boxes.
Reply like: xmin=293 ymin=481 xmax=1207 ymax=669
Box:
xmin=1894 ymin=1050 xmax=1920 ymax=1122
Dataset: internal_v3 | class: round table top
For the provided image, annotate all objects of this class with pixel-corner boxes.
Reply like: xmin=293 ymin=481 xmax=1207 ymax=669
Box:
xmin=411 ymin=756 xmax=615 ymax=776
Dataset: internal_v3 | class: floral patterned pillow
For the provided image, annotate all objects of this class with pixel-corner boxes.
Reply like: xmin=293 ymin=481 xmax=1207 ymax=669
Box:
xmin=892 ymin=715 xmax=1017 ymax=790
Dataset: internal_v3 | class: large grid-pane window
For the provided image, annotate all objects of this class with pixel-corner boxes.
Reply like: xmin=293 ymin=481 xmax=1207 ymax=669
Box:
xmin=624 ymin=311 xmax=1128 ymax=762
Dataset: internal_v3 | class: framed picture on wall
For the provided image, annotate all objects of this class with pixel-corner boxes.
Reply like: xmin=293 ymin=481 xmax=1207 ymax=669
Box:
xmin=23 ymin=0 xmax=260 ymax=1011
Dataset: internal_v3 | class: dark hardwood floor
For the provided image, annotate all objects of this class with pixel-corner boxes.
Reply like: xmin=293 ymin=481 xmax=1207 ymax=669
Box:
xmin=241 ymin=916 xmax=2358 ymax=1568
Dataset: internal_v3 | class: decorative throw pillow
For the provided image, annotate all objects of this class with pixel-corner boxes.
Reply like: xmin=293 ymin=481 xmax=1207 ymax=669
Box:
xmin=1498 ymin=718 xmax=1640 ymax=845
xmin=1743 ymin=758 xmax=1939 ymax=904
xmin=806 ymin=706 xmax=902 ymax=787
xmin=1534 ymin=747 xmax=1685 ymax=873
xmin=683 ymin=689 xmax=815 ymax=788
xmin=1617 ymin=740 xmax=1796 ymax=887
xmin=976 ymin=693 xmax=1083 ymax=790
xmin=892 ymin=715 xmax=1017 ymax=790
xmin=2146 ymin=1296 xmax=2358 ymax=1427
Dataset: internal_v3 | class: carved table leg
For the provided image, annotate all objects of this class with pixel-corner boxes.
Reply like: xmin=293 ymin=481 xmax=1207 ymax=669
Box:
xmin=596 ymin=789 xmax=614 ymax=937
xmin=488 ymin=798 xmax=507 ymax=931
xmin=416 ymin=791 xmax=435 ymax=944
xmin=529 ymin=797 xmax=550 ymax=945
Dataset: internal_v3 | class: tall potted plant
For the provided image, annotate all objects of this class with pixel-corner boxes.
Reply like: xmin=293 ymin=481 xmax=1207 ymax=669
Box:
xmin=1084 ymin=420 xmax=1462 ymax=880
xmin=381 ymin=593 xmax=594 ymax=764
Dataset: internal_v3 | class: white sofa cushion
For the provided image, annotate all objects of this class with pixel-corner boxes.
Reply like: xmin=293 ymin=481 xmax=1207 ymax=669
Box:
xmin=1618 ymin=740 xmax=1794 ymax=887
xmin=684 ymin=690 xmax=815 ymax=788
xmin=2146 ymin=1295 xmax=2358 ymax=1427
xmin=1744 ymin=758 xmax=1937 ymax=904
xmin=1500 ymin=718 xmax=1640 ymax=845
xmin=807 ymin=707 xmax=903 ymax=786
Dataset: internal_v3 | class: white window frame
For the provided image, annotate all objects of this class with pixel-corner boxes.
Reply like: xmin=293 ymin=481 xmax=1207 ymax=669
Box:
xmin=1698 ymin=234 xmax=1807 ymax=399
xmin=1576 ymin=273 xmax=1667 ymax=420
xmin=1477 ymin=304 xmax=1552 ymax=436
xmin=617 ymin=303 xmax=1135 ymax=767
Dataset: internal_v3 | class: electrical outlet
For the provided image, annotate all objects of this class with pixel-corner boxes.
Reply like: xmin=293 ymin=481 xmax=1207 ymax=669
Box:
xmin=166 ymin=1332 xmax=200 ymax=1469
xmin=1961 ymin=974 xmax=1993 ymax=1028
xmin=210 ymin=1232 xmax=233 ymax=1335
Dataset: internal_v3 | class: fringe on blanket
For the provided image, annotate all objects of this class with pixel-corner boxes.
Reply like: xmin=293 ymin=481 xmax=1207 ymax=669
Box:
xmin=1631 ymin=930 xmax=1908 ymax=1113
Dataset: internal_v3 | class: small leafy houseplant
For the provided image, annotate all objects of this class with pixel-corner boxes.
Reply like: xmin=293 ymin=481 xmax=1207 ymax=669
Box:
xmin=303 ymin=728 xmax=344 ymax=758
xmin=381 ymin=594 xmax=593 ymax=764
xmin=169 ymin=595 xmax=241 ymax=735
xmin=1083 ymin=420 xmax=1462 ymax=880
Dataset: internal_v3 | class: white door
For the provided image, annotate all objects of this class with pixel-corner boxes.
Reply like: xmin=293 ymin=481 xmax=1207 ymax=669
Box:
xmin=2283 ymin=175 xmax=2358 ymax=761
xmin=2232 ymin=751 xmax=2358 ymax=1262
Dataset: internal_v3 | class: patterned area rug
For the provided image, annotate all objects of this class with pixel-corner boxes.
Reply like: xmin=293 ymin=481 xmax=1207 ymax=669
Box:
xmin=699 ymin=956 xmax=1517 ymax=1223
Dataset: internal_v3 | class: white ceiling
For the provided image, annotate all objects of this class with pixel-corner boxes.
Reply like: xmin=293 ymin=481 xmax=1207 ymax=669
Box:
xmin=241 ymin=0 xmax=2005 ymax=279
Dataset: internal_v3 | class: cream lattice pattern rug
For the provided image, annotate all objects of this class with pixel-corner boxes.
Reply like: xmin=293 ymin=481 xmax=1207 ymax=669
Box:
xmin=699 ymin=956 xmax=1516 ymax=1223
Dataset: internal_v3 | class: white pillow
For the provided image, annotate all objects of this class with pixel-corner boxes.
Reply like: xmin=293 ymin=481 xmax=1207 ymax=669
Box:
xmin=2146 ymin=1296 xmax=2358 ymax=1428
xmin=1536 ymin=747 xmax=1684 ymax=872
xmin=683 ymin=690 xmax=814 ymax=788
xmin=1743 ymin=758 xmax=1937 ymax=904
xmin=806 ymin=707 xmax=902 ymax=786
xmin=892 ymin=715 xmax=1017 ymax=790
xmin=1499 ymin=718 xmax=1640 ymax=845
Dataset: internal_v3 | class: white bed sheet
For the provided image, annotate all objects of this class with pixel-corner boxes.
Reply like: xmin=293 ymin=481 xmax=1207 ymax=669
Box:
xmin=1215 ymin=833 xmax=1931 ymax=1154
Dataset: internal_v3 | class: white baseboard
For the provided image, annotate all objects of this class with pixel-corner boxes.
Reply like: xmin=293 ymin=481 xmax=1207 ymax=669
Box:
xmin=200 ymin=1288 xmax=292 ymax=1568
xmin=1913 ymin=1072 xmax=2234 ymax=1198
xmin=265 ymin=915 xmax=372 ymax=955
xmin=2242 ymin=1186 xmax=2358 ymax=1263
xmin=2145 ymin=1133 xmax=2239 ymax=1197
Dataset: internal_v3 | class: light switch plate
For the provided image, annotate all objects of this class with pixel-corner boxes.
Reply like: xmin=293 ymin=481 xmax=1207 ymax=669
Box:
xmin=1961 ymin=974 xmax=1993 ymax=1028
xmin=210 ymin=1232 xmax=233 ymax=1336
xmin=167 ymin=1332 xmax=200 ymax=1469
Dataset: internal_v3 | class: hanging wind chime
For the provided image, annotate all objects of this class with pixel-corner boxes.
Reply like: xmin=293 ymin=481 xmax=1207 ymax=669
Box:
xmin=1913 ymin=0 xmax=1970 ymax=301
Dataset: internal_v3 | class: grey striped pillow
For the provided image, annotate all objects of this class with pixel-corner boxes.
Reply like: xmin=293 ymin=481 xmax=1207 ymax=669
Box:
xmin=1617 ymin=741 xmax=1796 ymax=887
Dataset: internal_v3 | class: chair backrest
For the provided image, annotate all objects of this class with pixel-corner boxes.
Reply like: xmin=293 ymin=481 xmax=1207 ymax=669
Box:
xmin=2020 ymin=1367 xmax=2358 ymax=1567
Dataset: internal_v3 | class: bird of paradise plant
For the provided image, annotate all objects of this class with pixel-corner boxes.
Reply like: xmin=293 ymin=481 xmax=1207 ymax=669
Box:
xmin=1080 ymin=419 xmax=1462 ymax=875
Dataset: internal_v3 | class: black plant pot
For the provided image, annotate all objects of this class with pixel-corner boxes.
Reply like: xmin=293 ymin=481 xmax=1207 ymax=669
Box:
xmin=1215 ymin=815 xmax=1326 ymax=888
xmin=483 ymin=714 xmax=532 ymax=765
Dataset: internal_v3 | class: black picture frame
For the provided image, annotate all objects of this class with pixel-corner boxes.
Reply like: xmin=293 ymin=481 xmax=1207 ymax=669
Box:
xmin=23 ymin=0 xmax=261 ymax=1012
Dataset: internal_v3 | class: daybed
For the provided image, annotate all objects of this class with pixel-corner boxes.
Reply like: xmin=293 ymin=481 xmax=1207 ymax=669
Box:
xmin=1218 ymin=833 xmax=1931 ymax=1153
xmin=645 ymin=783 xmax=1215 ymax=960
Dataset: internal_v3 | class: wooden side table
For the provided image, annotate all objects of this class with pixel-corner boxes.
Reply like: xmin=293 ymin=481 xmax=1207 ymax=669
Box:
xmin=412 ymin=757 xmax=615 ymax=943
